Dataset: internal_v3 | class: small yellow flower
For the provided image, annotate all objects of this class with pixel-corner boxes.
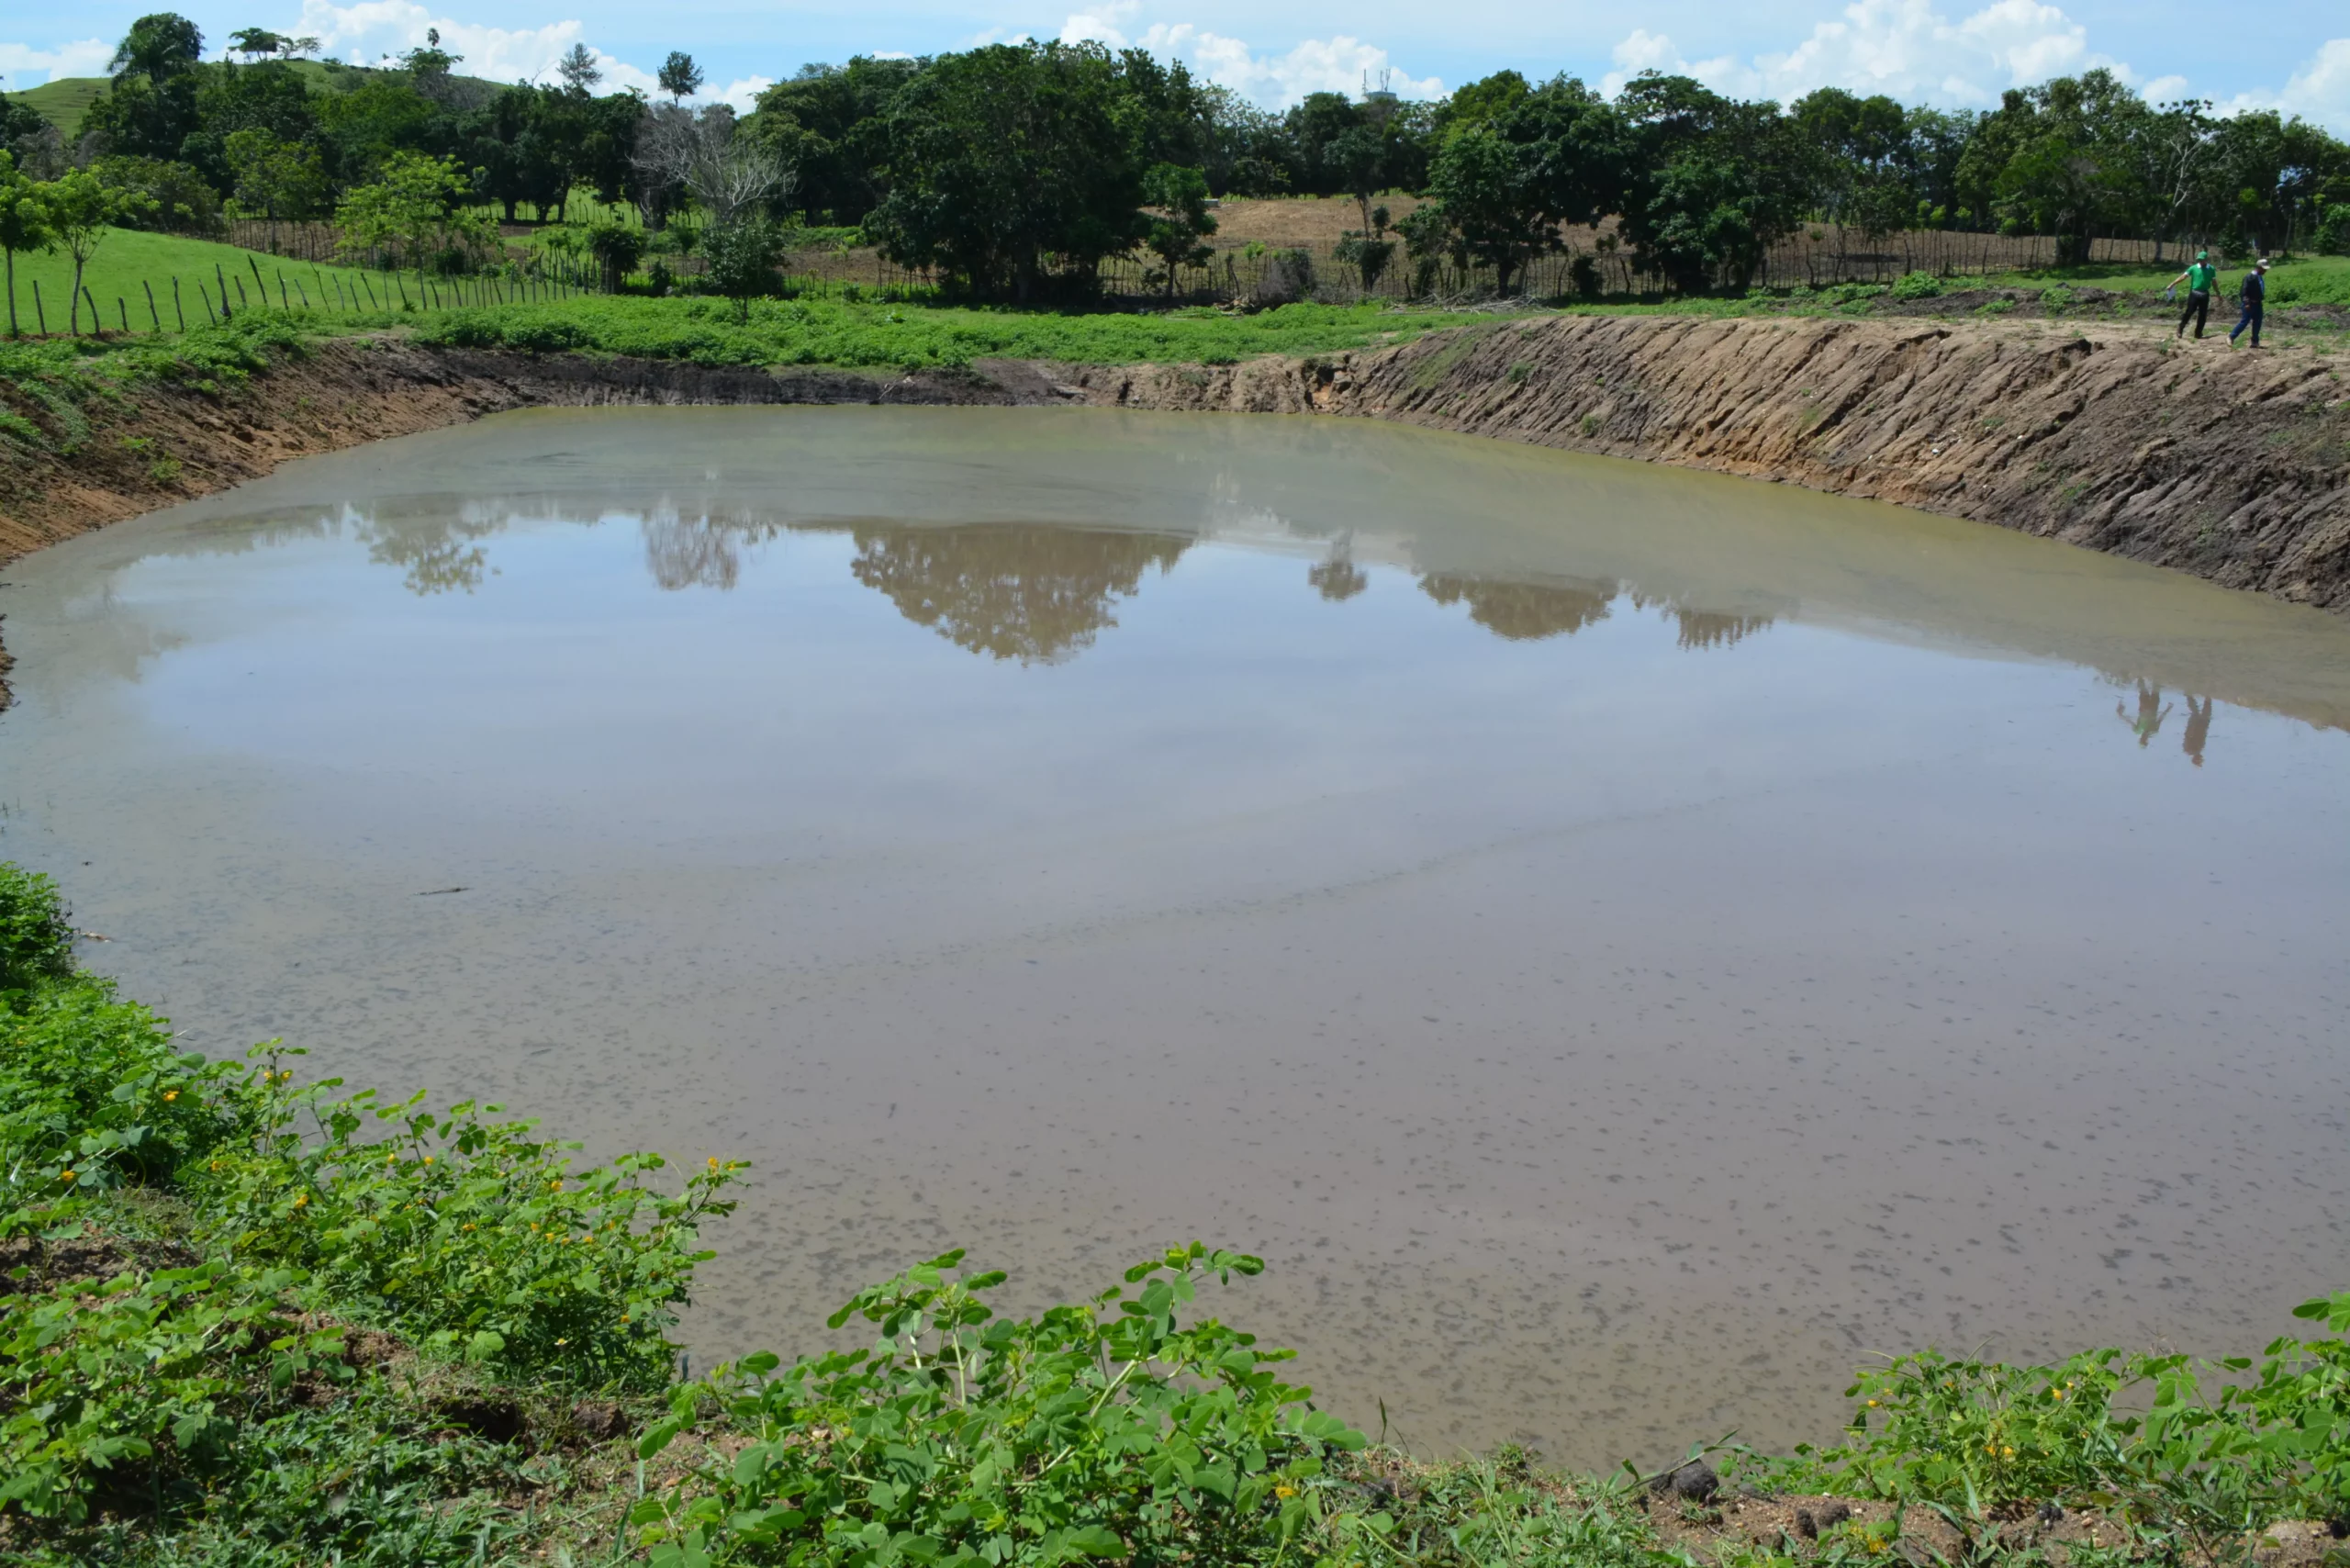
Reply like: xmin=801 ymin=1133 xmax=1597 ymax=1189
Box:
xmin=463 ymin=1222 xmax=476 ymax=1231
xmin=294 ymin=1193 xmax=308 ymax=1207
xmin=2003 ymin=1447 xmax=2015 ymax=1458
xmin=164 ymin=1090 xmax=180 ymax=1102
xmin=1274 ymin=1484 xmax=1296 ymax=1499
xmin=549 ymin=1180 xmax=563 ymax=1192
xmin=59 ymin=1170 xmax=76 ymax=1182
xmin=555 ymin=1338 xmax=568 ymax=1347
xmin=209 ymin=1160 xmax=220 ymax=1171
xmin=708 ymin=1157 xmax=720 ymax=1170
xmin=422 ymin=1155 xmax=433 ymax=1165
xmin=1866 ymin=1399 xmax=1878 ymax=1407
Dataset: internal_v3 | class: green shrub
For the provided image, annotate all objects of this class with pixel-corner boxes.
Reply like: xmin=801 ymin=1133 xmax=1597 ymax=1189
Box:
xmin=0 ymin=863 xmax=75 ymax=992
xmin=1890 ymin=270 xmax=1943 ymax=299
xmin=0 ymin=859 xmax=743 ymax=1533
xmin=632 ymin=1244 xmax=1367 ymax=1568
xmin=2319 ymin=206 xmax=2350 ymax=256
xmin=200 ymin=1070 xmax=741 ymax=1386
xmin=0 ymin=978 xmax=262 ymax=1220
xmin=1772 ymin=1297 xmax=2350 ymax=1557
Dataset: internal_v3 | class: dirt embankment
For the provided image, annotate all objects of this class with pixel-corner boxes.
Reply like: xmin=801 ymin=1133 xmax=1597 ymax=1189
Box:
xmin=4 ymin=315 xmax=2346 ymax=640
xmin=1066 ymin=314 xmax=2350 ymax=611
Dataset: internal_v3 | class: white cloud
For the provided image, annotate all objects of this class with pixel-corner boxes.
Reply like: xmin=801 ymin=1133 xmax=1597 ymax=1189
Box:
xmin=1056 ymin=5 xmax=1442 ymax=106
xmin=1602 ymin=2 xmax=2350 ymax=134
xmin=0 ymin=37 xmax=111 ymax=90
xmin=286 ymin=1 xmax=764 ymax=106
xmin=1602 ymin=0 xmax=2126 ymax=107
xmin=2222 ymin=38 xmax=2350 ymax=130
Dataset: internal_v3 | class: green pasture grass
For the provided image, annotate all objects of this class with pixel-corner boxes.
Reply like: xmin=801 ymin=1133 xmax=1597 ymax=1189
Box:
xmin=415 ymin=293 xmax=1508 ymax=367
xmin=0 ymin=225 xmax=543 ymax=338
xmin=10 ymin=76 xmax=106 ymax=136
xmin=1978 ymin=250 xmax=2350 ymax=304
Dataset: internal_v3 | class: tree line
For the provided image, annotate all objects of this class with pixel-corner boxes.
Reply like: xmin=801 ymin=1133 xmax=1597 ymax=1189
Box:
xmin=4 ymin=10 xmax=2348 ymax=307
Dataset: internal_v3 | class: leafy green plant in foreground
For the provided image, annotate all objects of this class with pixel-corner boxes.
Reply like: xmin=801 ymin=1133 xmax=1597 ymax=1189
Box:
xmin=0 ymin=860 xmax=742 ymax=1533
xmin=1765 ymin=1297 xmax=2350 ymax=1563
xmin=632 ymin=1243 xmax=1368 ymax=1568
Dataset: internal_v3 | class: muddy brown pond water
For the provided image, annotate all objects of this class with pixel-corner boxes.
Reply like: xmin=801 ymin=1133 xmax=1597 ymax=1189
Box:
xmin=4 ymin=407 xmax=2348 ymax=1469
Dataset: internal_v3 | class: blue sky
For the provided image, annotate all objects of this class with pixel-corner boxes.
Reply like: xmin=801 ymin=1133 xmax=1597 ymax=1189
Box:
xmin=6 ymin=0 xmax=2346 ymax=130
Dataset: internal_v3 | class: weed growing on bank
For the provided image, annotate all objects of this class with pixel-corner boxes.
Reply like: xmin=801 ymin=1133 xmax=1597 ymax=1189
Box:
xmin=0 ymin=316 xmax=313 ymax=459
xmin=6 ymin=851 xmax=2350 ymax=1566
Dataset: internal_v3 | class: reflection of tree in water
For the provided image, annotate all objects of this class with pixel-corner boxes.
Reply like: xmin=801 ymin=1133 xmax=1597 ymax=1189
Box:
xmin=354 ymin=511 xmax=502 ymax=595
xmin=642 ymin=511 xmax=787 ymax=590
xmin=1673 ymin=610 xmax=1774 ymax=651
xmin=1308 ymin=540 xmax=1368 ymax=602
xmin=849 ymin=523 xmax=1190 ymax=664
xmin=1416 ymin=575 xmax=1618 ymax=640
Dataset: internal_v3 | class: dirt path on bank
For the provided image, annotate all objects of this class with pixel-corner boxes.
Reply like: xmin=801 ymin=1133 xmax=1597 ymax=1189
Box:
xmin=3 ymin=316 xmax=2345 ymax=701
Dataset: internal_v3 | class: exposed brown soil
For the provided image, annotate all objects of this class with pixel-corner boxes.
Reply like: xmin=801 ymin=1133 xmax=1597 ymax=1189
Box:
xmin=1065 ymin=314 xmax=2350 ymax=610
xmin=3 ymin=315 xmax=2345 ymax=707
xmin=0 ymin=1226 xmax=200 ymax=1294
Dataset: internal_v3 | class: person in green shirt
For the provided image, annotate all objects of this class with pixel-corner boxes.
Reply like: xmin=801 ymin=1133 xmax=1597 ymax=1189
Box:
xmin=2171 ymin=251 xmax=2219 ymax=339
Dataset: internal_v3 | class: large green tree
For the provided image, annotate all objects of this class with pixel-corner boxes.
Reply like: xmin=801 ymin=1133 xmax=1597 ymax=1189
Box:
xmin=749 ymin=56 xmax=923 ymax=224
xmin=82 ymin=12 xmax=207 ymax=162
xmin=1416 ymin=73 xmax=1624 ymax=296
xmin=334 ymin=151 xmax=495 ymax=277
xmin=866 ymin=41 xmax=1151 ymax=301
xmin=1616 ymin=73 xmax=1807 ymax=292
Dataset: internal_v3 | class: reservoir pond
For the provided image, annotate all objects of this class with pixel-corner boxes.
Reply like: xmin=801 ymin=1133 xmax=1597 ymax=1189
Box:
xmin=4 ymin=407 xmax=2348 ymax=1468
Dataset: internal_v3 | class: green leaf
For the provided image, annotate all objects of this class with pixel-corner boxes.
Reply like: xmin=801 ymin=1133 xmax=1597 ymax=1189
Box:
xmin=1064 ymin=1525 xmax=1126 ymax=1557
xmin=638 ymin=1417 xmax=685 ymax=1461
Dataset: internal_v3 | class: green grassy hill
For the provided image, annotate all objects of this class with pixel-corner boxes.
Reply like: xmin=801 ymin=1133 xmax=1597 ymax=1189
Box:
xmin=1 ymin=227 xmax=434 ymax=335
xmin=12 ymin=76 xmax=106 ymax=136
xmin=10 ymin=62 xmax=526 ymax=137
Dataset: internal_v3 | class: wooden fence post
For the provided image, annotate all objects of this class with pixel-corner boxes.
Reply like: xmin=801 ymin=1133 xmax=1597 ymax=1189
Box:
xmin=172 ymin=276 xmax=185 ymax=330
xmin=30 ymin=279 xmax=44 ymax=336
xmin=143 ymin=279 xmax=162 ymax=331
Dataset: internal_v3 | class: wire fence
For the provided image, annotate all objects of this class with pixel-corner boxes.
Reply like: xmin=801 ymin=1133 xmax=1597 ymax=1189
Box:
xmin=8 ymin=250 xmax=596 ymax=342
xmin=132 ymin=216 xmax=2192 ymax=331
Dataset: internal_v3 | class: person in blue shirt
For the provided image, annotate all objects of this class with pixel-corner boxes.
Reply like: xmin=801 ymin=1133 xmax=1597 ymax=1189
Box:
xmin=2230 ymin=258 xmax=2268 ymax=347
xmin=2170 ymin=252 xmax=2219 ymax=338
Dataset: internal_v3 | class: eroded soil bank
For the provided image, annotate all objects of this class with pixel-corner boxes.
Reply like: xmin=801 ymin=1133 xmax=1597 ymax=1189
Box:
xmin=1069 ymin=314 xmax=2350 ymax=611
xmin=3 ymin=315 xmax=2345 ymax=687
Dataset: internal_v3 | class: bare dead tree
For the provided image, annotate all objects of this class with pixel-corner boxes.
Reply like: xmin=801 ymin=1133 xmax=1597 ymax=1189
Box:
xmin=632 ymin=103 xmax=793 ymax=230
